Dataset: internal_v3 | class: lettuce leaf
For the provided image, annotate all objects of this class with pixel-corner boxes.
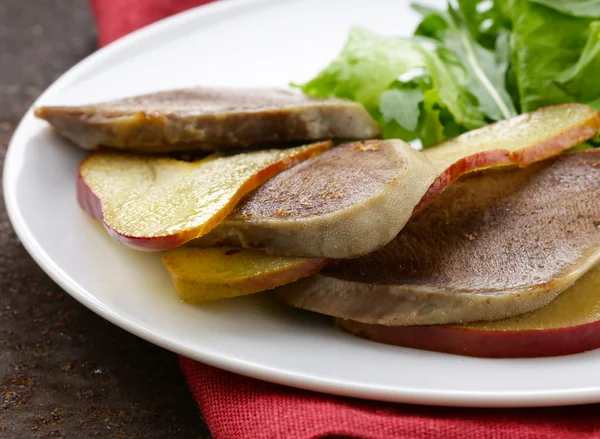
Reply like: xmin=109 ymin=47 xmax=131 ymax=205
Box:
xmin=380 ymin=87 xmax=423 ymax=132
xmin=529 ymin=0 xmax=600 ymax=18
xmin=298 ymin=27 xmax=427 ymax=114
xmin=556 ymin=21 xmax=600 ymax=108
xmin=500 ymin=0 xmax=600 ymax=112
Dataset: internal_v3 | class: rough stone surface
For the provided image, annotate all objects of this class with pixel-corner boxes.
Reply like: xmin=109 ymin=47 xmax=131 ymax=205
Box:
xmin=0 ymin=1 xmax=210 ymax=437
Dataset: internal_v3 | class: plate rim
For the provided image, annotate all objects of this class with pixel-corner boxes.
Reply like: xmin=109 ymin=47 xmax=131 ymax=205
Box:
xmin=4 ymin=0 xmax=600 ymax=408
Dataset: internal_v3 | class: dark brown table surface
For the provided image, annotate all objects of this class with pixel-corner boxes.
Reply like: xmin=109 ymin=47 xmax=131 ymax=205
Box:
xmin=0 ymin=1 xmax=211 ymax=437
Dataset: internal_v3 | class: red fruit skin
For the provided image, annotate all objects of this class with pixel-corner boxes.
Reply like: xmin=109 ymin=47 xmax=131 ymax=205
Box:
xmin=413 ymin=109 xmax=600 ymax=216
xmin=241 ymin=258 xmax=333 ymax=293
xmin=336 ymin=319 xmax=600 ymax=358
xmin=76 ymin=170 xmax=189 ymax=250
xmin=76 ymin=142 xmax=331 ymax=251
xmin=414 ymin=150 xmax=508 ymax=216
xmin=76 ymin=169 xmax=103 ymax=223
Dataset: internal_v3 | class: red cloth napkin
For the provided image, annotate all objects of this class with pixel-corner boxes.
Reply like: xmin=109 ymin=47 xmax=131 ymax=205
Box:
xmin=91 ymin=0 xmax=215 ymax=46
xmin=91 ymin=1 xmax=600 ymax=437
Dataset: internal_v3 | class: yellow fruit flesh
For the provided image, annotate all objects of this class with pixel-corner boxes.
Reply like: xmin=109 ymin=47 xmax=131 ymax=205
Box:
xmin=79 ymin=141 xmax=331 ymax=245
xmin=423 ymin=103 xmax=600 ymax=172
xmin=163 ymin=247 xmax=329 ymax=302
xmin=467 ymin=264 xmax=600 ymax=331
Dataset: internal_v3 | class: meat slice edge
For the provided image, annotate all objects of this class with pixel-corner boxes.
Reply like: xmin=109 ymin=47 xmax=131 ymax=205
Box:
xmin=35 ymin=88 xmax=381 ymax=152
xmin=275 ymin=151 xmax=600 ymax=325
xmin=194 ymin=140 xmax=438 ymax=258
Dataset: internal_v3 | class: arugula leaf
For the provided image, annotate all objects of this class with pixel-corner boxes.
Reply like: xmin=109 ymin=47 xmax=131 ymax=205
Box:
xmin=529 ymin=0 xmax=600 ymax=18
xmin=414 ymin=3 xmax=517 ymax=121
xmin=500 ymin=0 xmax=600 ymax=112
xmin=495 ymin=29 xmax=520 ymax=111
xmin=455 ymin=0 xmax=512 ymax=49
xmin=420 ymin=45 xmax=489 ymax=130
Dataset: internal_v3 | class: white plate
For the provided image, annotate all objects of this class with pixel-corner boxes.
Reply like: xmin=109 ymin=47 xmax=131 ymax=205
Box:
xmin=4 ymin=0 xmax=600 ymax=408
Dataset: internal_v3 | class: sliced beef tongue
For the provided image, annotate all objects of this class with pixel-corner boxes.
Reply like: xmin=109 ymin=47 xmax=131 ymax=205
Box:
xmin=275 ymin=150 xmax=600 ymax=326
xmin=35 ymin=87 xmax=380 ymax=152
xmin=194 ymin=139 xmax=439 ymax=258
xmin=335 ymin=264 xmax=600 ymax=358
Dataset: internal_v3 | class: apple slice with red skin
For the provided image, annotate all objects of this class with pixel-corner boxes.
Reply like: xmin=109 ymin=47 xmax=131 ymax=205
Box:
xmin=77 ymin=141 xmax=331 ymax=251
xmin=336 ymin=264 xmax=600 ymax=358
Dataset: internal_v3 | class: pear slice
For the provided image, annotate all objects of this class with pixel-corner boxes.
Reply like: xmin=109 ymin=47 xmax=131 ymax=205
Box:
xmin=163 ymin=247 xmax=330 ymax=302
xmin=335 ymin=264 xmax=600 ymax=358
xmin=196 ymin=104 xmax=600 ymax=258
xmin=416 ymin=103 xmax=600 ymax=214
xmin=276 ymin=151 xmax=600 ymax=326
xmin=78 ymin=141 xmax=331 ymax=251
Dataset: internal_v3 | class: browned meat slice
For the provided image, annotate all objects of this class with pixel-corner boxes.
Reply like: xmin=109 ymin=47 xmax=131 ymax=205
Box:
xmin=193 ymin=140 xmax=439 ymax=258
xmin=34 ymin=88 xmax=380 ymax=152
xmin=275 ymin=151 xmax=600 ymax=326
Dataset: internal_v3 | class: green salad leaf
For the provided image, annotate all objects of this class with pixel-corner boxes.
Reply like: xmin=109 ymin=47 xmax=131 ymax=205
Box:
xmin=454 ymin=0 xmax=513 ymax=49
xmin=529 ymin=0 xmax=600 ymax=18
xmin=413 ymin=3 xmax=517 ymax=121
xmin=500 ymin=0 xmax=600 ymax=112
xmin=298 ymin=27 xmax=427 ymax=114
xmin=380 ymin=87 xmax=424 ymax=132
xmin=296 ymin=0 xmax=600 ymax=147
xmin=298 ymin=26 xmax=493 ymax=146
xmin=556 ymin=21 xmax=600 ymax=104
xmin=589 ymin=98 xmax=600 ymax=111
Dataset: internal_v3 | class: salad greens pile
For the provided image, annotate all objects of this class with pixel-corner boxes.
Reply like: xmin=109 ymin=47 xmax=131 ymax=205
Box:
xmin=297 ymin=0 xmax=600 ymax=147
